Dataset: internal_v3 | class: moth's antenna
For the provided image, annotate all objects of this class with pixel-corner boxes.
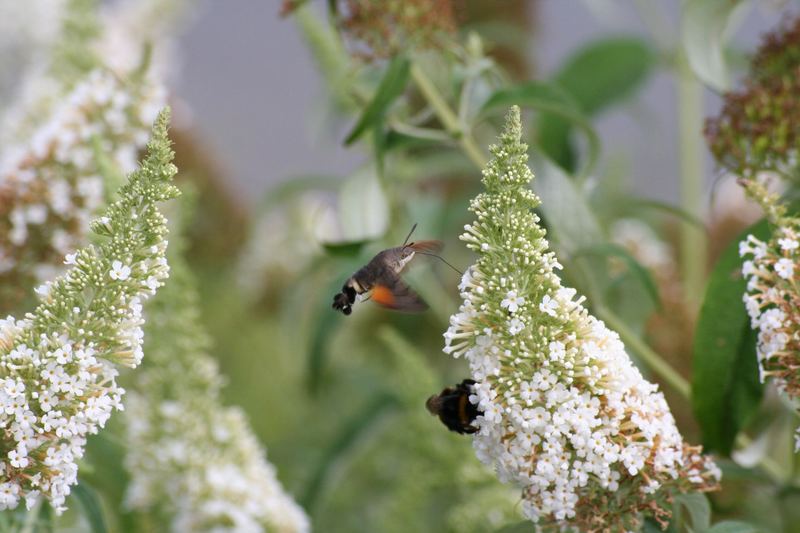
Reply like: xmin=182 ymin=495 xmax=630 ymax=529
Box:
xmin=414 ymin=251 xmax=463 ymax=276
xmin=402 ymin=223 xmax=418 ymax=247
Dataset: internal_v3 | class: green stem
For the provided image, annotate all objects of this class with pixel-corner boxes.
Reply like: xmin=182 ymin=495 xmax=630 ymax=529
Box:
xmin=596 ymin=306 xmax=691 ymax=399
xmin=677 ymin=52 xmax=707 ymax=309
xmin=388 ymin=121 xmax=453 ymax=143
xmin=409 ymin=62 xmax=488 ymax=168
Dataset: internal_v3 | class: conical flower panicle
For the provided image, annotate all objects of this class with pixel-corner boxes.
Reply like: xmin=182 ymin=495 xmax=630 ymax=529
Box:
xmin=444 ymin=107 xmax=719 ymax=531
xmin=0 ymin=109 xmax=177 ymax=513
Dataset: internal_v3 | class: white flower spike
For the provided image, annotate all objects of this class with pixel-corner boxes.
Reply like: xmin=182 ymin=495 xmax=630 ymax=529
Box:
xmin=442 ymin=106 xmax=720 ymax=531
xmin=740 ymin=220 xmax=800 ymax=448
xmin=0 ymin=109 xmax=178 ymax=513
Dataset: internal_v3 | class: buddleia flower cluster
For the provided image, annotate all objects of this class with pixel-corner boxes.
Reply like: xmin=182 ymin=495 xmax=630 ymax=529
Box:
xmin=740 ymin=222 xmax=800 ymax=413
xmin=0 ymin=0 xmax=167 ymax=314
xmin=0 ymin=69 xmax=165 ymax=312
xmin=124 ymin=247 xmax=309 ymax=532
xmin=737 ymin=178 xmax=800 ymax=449
xmin=0 ymin=109 xmax=178 ymax=513
xmin=442 ymin=107 xmax=720 ymax=531
xmin=283 ymin=0 xmax=457 ymax=59
xmin=705 ymin=15 xmax=800 ymax=179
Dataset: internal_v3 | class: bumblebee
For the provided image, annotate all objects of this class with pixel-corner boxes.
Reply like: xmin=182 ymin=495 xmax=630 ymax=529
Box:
xmin=426 ymin=379 xmax=481 ymax=434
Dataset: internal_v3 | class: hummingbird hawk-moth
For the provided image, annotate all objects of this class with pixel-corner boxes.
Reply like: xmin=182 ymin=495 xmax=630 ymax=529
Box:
xmin=331 ymin=224 xmax=444 ymax=315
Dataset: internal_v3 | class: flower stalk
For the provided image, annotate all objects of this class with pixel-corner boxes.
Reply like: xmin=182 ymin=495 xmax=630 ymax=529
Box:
xmin=677 ymin=52 xmax=707 ymax=310
xmin=409 ymin=61 xmax=487 ymax=169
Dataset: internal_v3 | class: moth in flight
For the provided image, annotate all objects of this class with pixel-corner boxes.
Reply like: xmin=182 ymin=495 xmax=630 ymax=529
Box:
xmin=331 ymin=224 xmax=453 ymax=315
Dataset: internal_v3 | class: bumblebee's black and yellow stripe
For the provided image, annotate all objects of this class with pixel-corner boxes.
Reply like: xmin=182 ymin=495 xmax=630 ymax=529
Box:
xmin=426 ymin=379 xmax=481 ymax=434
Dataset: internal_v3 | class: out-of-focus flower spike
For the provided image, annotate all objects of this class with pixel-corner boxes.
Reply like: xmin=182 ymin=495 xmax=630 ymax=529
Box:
xmin=739 ymin=217 xmax=800 ymax=448
xmin=124 ymin=232 xmax=309 ymax=532
xmin=0 ymin=69 xmax=166 ymax=313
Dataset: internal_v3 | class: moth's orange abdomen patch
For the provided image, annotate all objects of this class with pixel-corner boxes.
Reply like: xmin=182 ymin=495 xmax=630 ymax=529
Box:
xmin=371 ymin=285 xmax=397 ymax=307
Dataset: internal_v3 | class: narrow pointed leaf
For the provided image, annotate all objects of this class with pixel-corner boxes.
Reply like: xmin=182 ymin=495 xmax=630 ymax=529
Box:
xmin=307 ymin=257 xmax=364 ymax=392
xmin=692 ymin=220 xmax=768 ymax=454
xmin=72 ymin=482 xmax=109 ymax=533
xmin=674 ymin=493 xmax=712 ymax=533
xmin=345 ymin=55 xmax=410 ymax=144
xmin=530 ymin=153 xmax=604 ymax=253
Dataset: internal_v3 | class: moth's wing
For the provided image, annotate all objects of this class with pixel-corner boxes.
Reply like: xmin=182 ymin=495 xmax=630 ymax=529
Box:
xmin=370 ymin=272 xmax=428 ymax=312
xmin=409 ymin=240 xmax=443 ymax=254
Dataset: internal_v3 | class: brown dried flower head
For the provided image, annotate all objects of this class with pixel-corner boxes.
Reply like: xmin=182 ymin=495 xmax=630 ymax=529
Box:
xmin=705 ymin=15 xmax=800 ymax=178
xmin=336 ymin=0 xmax=459 ymax=59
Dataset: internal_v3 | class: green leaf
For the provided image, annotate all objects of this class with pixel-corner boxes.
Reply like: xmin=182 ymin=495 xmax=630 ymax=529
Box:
xmin=300 ymin=392 xmax=398 ymax=512
xmin=573 ymin=242 xmax=662 ymax=309
xmin=345 ymin=55 xmax=410 ymax=145
xmin=555 ymin=37 xmax=655 ymax=115
xmin=674 ymin=493 xmax=711 ymax=533
xmin=307 ymin=278 xmax=345 ymax=393
xmin=682 ymin=0 xmax=749 ymax=91
xmin=380 ymin=129 xmax=441 ymax=153
xmin=481 ymin=81 xmax=600 ymax=178
xmin=706 ymin=521 xmax=765 ymax=533
xmin=541 ymin=36 xmax=654 ymax=171
xmin=71 ymin=482 xmax=109 ymax=533
xmin=692 ymin=219 xmax=768 ymax=454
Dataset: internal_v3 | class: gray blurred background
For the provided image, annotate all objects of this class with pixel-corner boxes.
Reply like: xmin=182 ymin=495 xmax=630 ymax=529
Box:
xmin=174 ymin=1 xmax=788 ymax=206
